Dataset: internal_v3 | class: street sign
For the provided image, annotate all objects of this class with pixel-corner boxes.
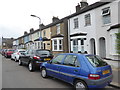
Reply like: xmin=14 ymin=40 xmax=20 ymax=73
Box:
xmin=39 ymin=37 xmax=42 ymax=41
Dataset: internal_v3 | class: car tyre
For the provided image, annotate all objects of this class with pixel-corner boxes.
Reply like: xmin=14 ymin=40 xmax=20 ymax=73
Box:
xmin=18 ymin=59 xmax=22 ymax=66
xmin=41 ymin=68 xmax=48 ymax=78
xmin=15 ymin=57 xmax=17 ymax=62
xmin=28 ymin=61 xmax=35 ymax=72
xmin=74 ymin=80 xmax=87 ymax=90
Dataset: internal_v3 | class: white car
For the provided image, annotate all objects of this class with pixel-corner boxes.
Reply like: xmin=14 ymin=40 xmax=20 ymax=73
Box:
xmin=11 ymin=49 xmax=26 ymax=62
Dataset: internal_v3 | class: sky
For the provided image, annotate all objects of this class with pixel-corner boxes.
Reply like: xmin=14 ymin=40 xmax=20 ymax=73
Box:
xmin=0 ymin=0 xmax=100 ymax=39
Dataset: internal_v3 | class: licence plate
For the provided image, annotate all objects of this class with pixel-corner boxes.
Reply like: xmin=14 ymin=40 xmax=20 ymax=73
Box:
xmin=44 ymin=58 xmax=51 ymax=60
xmin=102 ymin=70 xmax=110 ymax=75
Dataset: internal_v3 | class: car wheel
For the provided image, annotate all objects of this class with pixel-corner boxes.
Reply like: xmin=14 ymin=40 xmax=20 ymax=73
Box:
xmin=41 ymin=68 xmax=48 ymax=78
xmin=74 ymin=80 xmax=87 ymax=90
xmin=15 ymin=57 xmax=17 ymax=62
xmin=18 ymin=59 xmax=22 ymax=66
xmin=28 ymin=61 xmax=35 ymax=72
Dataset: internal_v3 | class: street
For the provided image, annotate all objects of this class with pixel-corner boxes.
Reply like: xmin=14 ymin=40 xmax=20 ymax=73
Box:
xmin=1 ymin=55 xmax=116 ymax=89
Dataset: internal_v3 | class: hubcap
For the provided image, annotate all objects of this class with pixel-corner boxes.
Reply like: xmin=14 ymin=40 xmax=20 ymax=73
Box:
xmin=29 ymin=63 xmax=32 ymax=70
xmin=76 ymin=82 xmax=85 ymax=88
xmin=42 ymin=69 xmax=46 ymax=77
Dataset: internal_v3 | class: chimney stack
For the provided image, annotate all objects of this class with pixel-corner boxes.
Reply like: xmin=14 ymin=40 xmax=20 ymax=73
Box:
xmin=24 ymin=31 xmax=28 ymax=35
xmin=80 ymin=0 xmax=88 ymax=9
xmin=30 ymin=28 xmax=34 ymax=33
xmin=39 ymin=23 xmax=45 ymax=29
xmin=76 ymin=3 xmax=81 ymax=12
xmin=52 ymin=16 xmax=59 ymax=22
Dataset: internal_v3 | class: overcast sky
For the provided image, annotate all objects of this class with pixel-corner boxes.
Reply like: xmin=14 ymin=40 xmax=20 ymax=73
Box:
xmin=0 ymin=0 xmax=99 ymax=39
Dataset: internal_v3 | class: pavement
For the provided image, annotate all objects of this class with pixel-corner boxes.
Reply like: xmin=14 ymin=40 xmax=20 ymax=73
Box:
xmin=104 ymin=60 xmax=120 ymax=88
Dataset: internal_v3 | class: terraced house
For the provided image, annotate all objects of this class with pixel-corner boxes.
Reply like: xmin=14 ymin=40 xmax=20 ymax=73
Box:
xmin=50 ymin=17 xmax=69 ymax=54
xmin=13 ymin=0 xmax=120 ymax=60
xmin=68 ymin=0 xmax=120 ymax=60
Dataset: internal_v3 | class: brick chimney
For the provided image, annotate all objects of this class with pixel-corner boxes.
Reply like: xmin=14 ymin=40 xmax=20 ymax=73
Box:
xmin=30 ymin=28 xmax=34 ymax=33
xmin=52 ymin=16 xmax=59 ymax=22
xmin=76 ymin=3 xmax=81 ymax=12
xmin=39 ymin=23 xmax=45 ymax=29
xmin=24 ymin=31 xmax=28 ymax=35
xmin=80 ymin=0 xmax=88 ymax=9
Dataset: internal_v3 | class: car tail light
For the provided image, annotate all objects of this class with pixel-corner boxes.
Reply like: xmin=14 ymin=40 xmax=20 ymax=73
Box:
xmin=88 ymin=74 xmax=100 ymax=80
xmin=33 ymin=56 xmax=40 ymax=60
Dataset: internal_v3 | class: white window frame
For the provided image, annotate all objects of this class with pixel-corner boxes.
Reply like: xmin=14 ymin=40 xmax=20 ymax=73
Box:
xmin=56 ymin=24 xmax=60 ymax=34
xmin=85 ymin=13 xmax=91 ymax=26
xmin=102 ymin=7 xmax=111 ymax=25
xmin=52 ymin=38 xmax=63 ymax=51
xmin=74 ymin=18 xmax=79 ymax=29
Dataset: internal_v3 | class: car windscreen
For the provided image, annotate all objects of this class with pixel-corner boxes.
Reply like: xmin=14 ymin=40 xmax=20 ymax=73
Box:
xmin=86 ymin=55 xmax=108 ymax=67
xmin=36 ymin=50 xmax=51 ymax=56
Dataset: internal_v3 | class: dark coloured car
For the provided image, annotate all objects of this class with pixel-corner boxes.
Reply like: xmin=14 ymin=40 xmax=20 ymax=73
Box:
xmin=19 ymin=49 xmax=53 ymax=72
xmin=4 ymin=49 xmax=15 ymax=58
xmin=40 ymin=53 xmax=113 ymax=89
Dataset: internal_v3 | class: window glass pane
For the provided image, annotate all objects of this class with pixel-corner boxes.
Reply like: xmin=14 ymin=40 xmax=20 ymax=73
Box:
xmin=52 ymin=55 xmax=65 ymax=64
xmin=36 ymin=50 xmax=50 ymax=55
xmin=102 ymin=7 xmax=111 ymax=24
xmin=103 ymin=15 xmax=111 ymax=24
xmin=86 ymin=55 xmax=108 ymax=67
xmin=54 ymin=40 xmax=57 ymax=50
xmin=73 ymin=39 xmax=78 ymax=45
xmin=74 ymin=18 xmax=79 ymax=28
xmin=81 ymin=39 xmax=84 ymax=45
xmin=56 ymin=24 xmax=60 ymax=34
xmin=85 ymin=14 xmax=91 ymax=26
xmin=54 ymin=40 xmax=57 ymax=44
xmin=63 ymin=55 xmax=77 ymax=66
xmin=59 ymin=39 xmax=63 ymax=50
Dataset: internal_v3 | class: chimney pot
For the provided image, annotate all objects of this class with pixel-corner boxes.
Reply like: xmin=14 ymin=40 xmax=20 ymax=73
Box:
xmin=80 ymin=0 xmax=88 ymax=9
xmin=52 ymin=16 xmax=59 ymax=22
xmin=76 ymin=3 xmax=81 ymax=12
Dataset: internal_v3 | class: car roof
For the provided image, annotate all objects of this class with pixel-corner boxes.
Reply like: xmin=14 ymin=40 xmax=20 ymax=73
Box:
xmin=57 ymin=53 xmax=95 ymax=56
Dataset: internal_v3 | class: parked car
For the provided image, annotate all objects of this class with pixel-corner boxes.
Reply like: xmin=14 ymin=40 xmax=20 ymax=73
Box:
xmin=11 ymin=49 xmax=26 ymax=62
xmin=40 ymin=53 xmax=113 ymax=89
xmin=2 ymin=49 xmax=7 ymax=56
xmin=19 ymin=49 xmax=53 ymax=72
xmin=4 ymin=49 xmax=15 ymax=58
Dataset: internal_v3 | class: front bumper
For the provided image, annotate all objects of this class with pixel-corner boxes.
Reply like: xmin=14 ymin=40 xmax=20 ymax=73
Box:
xmin=85 ymin=74 xmax=113 ymax=88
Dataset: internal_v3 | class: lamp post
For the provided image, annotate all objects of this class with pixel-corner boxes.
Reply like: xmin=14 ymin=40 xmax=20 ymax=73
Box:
xmin=30 ymin=14 xmax=42 ymax=49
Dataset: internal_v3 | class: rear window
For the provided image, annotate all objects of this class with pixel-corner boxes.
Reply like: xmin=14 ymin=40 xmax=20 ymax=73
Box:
xmin=36 ymin=50 xmax=51 ymax=55
xmin=8 ymin=50 xmax=14 ymax=51
xmin=19 ymin=51 xmax=26 ymax=53
xmin=86 ymin=55 xmax=108 ymax=67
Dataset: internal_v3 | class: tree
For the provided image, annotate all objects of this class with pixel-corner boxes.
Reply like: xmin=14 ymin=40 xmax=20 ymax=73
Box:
xmin=116 ymin=32 xmax=120 ymax=54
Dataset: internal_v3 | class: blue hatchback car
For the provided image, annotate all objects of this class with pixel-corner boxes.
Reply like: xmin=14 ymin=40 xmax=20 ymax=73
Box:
xmin=40 ymin=53 xmax=113 ymax=89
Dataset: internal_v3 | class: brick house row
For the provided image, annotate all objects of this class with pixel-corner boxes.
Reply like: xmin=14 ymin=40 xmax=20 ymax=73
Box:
xmin=13 ymin=0 xmax=120 ymax=60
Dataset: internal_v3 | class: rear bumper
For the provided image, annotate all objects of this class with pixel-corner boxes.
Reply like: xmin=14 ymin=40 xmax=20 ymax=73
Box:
xmin=35 ymin=61 xmax=43 ymax=67
xmin=86 ymin=74 xmax=113 ymax=88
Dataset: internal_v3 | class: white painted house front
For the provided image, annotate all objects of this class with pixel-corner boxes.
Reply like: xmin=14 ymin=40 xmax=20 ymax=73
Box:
xmin=68 ymin=0 xmax=120 ymax=60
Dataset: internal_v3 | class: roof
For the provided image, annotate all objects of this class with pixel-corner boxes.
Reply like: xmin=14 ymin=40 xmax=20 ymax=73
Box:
xmin=16 ymin=1 xmax=112 ymax=41
xmin=107 ymin=24 xmax=120 ymax=31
